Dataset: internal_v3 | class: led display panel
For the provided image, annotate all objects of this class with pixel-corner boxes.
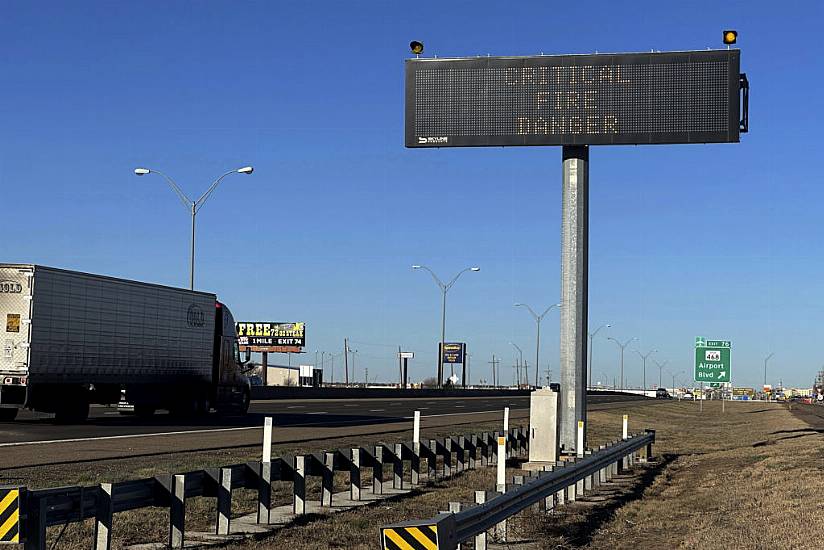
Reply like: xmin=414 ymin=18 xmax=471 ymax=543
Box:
xmin=405 ymin=50 xmax=741 ymax=147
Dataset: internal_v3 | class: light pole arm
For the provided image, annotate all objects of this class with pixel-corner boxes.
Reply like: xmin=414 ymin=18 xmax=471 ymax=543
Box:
xmin=515 ymin=303 xmax=540 ymax=321
xmin=415 ymin=265 xmax=446 ymax=291
xmin=445 ymin=267 xmax=475 ymax=291
xmin=195 ymin=169 xmax=239 ymax=212
xmin=539 ymin=302 xmax=562 ymax=320
xmin=148 ymin=169 xmax=193 ymax=209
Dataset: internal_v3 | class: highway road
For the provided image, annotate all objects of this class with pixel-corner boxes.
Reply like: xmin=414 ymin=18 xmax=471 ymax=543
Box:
xmin=0 ymin=393 xmax=649 ymax=468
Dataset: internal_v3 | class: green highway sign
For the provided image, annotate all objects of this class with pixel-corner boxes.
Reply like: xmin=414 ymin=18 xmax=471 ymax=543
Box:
xmin=694 ymin=336 xmax=731 ymax=383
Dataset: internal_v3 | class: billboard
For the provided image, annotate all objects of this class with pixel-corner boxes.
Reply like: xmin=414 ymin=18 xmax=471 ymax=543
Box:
xmin=406 ymin=49 xmax=743 ymax=147
xmin=236 ymin=322 xmax=305 ymax=352
xmin=442 ymin=342 xmax=466 ymax=364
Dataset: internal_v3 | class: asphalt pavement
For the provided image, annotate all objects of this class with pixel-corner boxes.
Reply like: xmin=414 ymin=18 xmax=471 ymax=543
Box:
xmin=0 ymin=393 xmax=649 ymax=468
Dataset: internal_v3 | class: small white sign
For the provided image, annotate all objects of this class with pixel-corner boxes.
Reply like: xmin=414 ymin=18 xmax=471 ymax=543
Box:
xmin=399 ymin=352 xmax=415 ymax=359
xmin=705 ymin=350 xmax=721 ymax=361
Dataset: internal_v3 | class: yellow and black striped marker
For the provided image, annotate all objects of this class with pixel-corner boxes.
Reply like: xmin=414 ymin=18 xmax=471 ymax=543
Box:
xmin=382 ymin=524 xmax=439 ymax=550
xmin=0 ymin=488 xmax=20 ymax=543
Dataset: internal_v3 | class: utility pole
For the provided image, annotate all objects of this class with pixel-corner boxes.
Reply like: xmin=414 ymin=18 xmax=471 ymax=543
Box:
xmin=344 ymin=338 xmax=350 ymax=385
xmin=365 ymin=368 xmax=369 ymax=386
xmin=489 ymin=355 xmax=500 ymax=387
xmin=398 ymin=345 xmax=403 ymax=386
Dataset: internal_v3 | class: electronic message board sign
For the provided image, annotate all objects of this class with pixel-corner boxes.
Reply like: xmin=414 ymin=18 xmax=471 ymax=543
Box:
xmin=405 ymin=49 xmax=743 ymax=147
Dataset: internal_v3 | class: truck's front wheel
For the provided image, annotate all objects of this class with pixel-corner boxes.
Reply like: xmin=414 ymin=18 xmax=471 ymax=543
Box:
xmin=0 ymin=408 xmax=18 ymax=422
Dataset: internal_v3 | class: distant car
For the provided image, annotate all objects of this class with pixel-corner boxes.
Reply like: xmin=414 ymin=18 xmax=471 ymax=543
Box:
xmin=656 ymin=388 xmax=672 ymax=399
xmin=684 ymin=392 xmax=694 ymax=399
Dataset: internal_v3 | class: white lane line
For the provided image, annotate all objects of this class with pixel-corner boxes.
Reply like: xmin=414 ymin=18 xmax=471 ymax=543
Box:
xmin=307 ymin=412 xmax=328 ymax=415
xmin=286 ymin=406 xmax=305 ymax=409
xmin=454 ymin=405 xmax=465 ymax=408
xmin=369 ymin=409 xmax=385 ymax=412
xmin=1 ymin=407 xmax=529 ymax=448
xmin=0 ymin=426 xmax=261 ymax=448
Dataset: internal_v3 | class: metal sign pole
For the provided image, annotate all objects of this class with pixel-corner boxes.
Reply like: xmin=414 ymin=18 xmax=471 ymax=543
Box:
xmin=559 ymin=145 xmax=589 ymax=453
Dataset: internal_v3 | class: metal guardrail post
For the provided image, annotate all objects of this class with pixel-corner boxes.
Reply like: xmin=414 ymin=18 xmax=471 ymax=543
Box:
xmin=474 ymin=490 xmax=487 ymax=550
xmin=584 ymin=450 xmax=594 ymax=491
xmin=169 ymin=474 xmax=186 ymax=548
xmin=645 ymin=429 xmax=656 ymax=461
xmin=411 ymin=442 xmax=421 ymax=486
xmin=93 ymin=483 xmax=113 ymax=550
xmin=25 ymin=491 xmax=47 ymax=550
xmin=427 ymin=439 xmax=438 ymax=481
xmin=393 ymin=444 xmax=404 ymax=490
xmin=350 ymin=448 xmax=362 ymax=501
xmin=323 ymin=452 xmax=335 ymax=507
xmin=467 ymin=434 xmax=477 ymax=470
xmin=257 ymin=461 xmax=272 ymax=524
xmin=456 ymin=436 xmax=466 ymax=472
xmin=443 ymin=438 xmax=453 ymax=478
xmin=373 ymin=446 xmax=384 ymax=495
xmin=216 ymin=467 xmax=232 ymax=535
xmin=543 ymin=466 xmax=554 ymax=511
xmin=293 ymin=456 xmax=306 ymax=515
xmin=480 ymin=432 xmax=490 ymax=467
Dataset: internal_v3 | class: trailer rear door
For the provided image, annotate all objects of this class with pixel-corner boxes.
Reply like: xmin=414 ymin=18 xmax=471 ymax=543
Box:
xmin=0 ymin=265 xmax=33 ymax=375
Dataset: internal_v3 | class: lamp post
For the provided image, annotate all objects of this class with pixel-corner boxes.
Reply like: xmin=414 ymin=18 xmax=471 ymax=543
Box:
xmin=134 ymin=166 xmax=253 ymax=290
xmin=653 ymin=358 xmax=668 ymax=389
xmin=607 ymin=336 xmax=637 ymax=390
xmin=510 ymin=342 xmax=524 ymax=386
xmin=763 ymin=352 xmax=774 ymax=388
xmin=668 ymin=369 xmax=685 ymax=392
xmin=412 ymin=265 xmax=480 ymax=388
xmin=514 ymin=302 xmax=561 ymax=387
xmin=634 ymin=348 xmax=657 ymax=392
xmin=587 ymin=323 xmax=611 ymax=388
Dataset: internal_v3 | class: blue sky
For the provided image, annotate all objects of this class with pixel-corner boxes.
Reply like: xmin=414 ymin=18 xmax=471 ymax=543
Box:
xmin=2 ymin=1 xmax=822 ymax=389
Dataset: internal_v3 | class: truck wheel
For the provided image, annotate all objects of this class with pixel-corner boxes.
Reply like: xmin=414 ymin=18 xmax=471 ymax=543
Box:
xmin=54 ymin=401 xmax=90 ymax=424
xmin=0 ymin=408 xmax=18 ymax=422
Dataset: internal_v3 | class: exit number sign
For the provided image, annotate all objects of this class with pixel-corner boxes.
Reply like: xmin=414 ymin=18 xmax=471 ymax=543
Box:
xmin=694 ymin=337 xmax=731 ymax=383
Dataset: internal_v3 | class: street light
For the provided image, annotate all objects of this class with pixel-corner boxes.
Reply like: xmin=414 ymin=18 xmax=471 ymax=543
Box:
xmin=653 ymin=358 xmax=668 ymax=389
xmin=510 ymin=342 xmax=524 ymax=386
xmin=764 ymin=352 xmax=775 ymax=388
xmin=607 ymin=336 xmax=637 ymax=390
xmin=514 ymin=302 xmax=561 ymax=387
xmin=412 ymin=265 xmax=480 ymax=387
xmin=634 ymin=348 xmax=657 ymax=392
xmin=587 ymin=323 xmax=611 ymax=388
xmin=134 ymin=166 xmax=254 ymax=290
xmin=667 ymin=369 xmax=685 ymax=392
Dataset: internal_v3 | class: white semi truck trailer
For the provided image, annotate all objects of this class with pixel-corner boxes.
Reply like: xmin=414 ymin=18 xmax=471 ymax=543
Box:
xmin=0 ymin=265 xmax=251 ymax=422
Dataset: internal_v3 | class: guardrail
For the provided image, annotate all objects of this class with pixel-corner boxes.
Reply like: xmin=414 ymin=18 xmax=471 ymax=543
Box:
xmin=6 ymin=424 xmax=529 ymax=549
xmin=381 ymin=429 xmax=655 ymax=550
